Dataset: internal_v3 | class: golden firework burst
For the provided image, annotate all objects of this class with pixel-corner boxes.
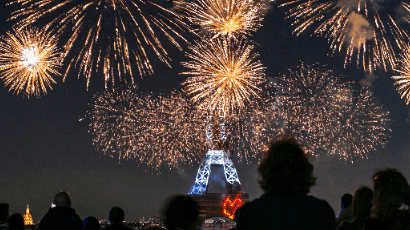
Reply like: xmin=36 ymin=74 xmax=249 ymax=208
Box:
xmin=182 ymin=0 xmax=265 ymax=39
xmin=274 ymin=62 xmax=391 ymax=161
xmin=0 ymin=27 xmax=62 ymax=97
xmin=181 ymin=37 xmax=266 ymax=113
xmin=393 ymin=44 xmax=410 ymax=106
xmin=274 ymin=62 xmax=352 ymax=156
xmin=86 ymin=87 xmax=206 ymax=171
xmin=8 ymin=0 xmax=190 ymax=89
xmin=328 ymin=87 xmax=391 ymax=162
xmin=277 ymin=0 xmax=410 ymax=72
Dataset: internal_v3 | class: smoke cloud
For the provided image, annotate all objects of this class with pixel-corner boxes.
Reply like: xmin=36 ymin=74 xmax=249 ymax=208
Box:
xmin=345 ymin=12 xmax=374 ymax=49
xmin=336 ymin=0 xmax=383 ymax=11
xmin=336 ymin=0 xmax=361 ymax=9
xmin=359 ymin=73 xmax=378 ymax=87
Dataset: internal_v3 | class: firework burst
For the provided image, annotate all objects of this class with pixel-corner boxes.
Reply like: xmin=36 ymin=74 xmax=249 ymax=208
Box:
xmin=190 ymin=94 xmax=286 ymax=164
xmin=0 ymin=27 xmax=62 ymax=97
xmin=87 ymin=86 xmax=285 ymax=168
xmin=328 ymin=87 xmax=392 ymax=162
xmin=181 ymin=37 xmax=266 ymax=113
xmin=277 ymin=0 xmax=410 ymax=72
xmin=274 ymin=62 xmax=352 ymax=156
xmin=86 ymin=87 xmax=206 ymax=171
xmin=225 ymin=94 xmax=287 ymax=163
xmin=393 ymin=44 xmax=410 ymax=105
xmin=8 ymin=0 xmax=190 ymax=89
xmin=181 ymin=0 xmax=265 ymax=39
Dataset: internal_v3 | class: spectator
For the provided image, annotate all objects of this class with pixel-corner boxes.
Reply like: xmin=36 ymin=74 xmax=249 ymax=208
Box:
xmin=104 ymin=207 xmax=132 ymax=230
xmin=83 ymin=216 xmax=100 ymax=230
xmin=8 ymin=213 xmax=24 ymax=230
xmin=162 ymin=195 xmax=200 ymax=230
xmin=365 ymin=168 xmax=410 ymax=230
xmin=38 ymin=191 xmax=82 ymax=230
xmin=0 ymin=203 xmax=9 ymax=230
xmin=234 ymin=133 xmax=336 ymax=230
xmin=336 ymin=193 xmax=353 ymax=226
xmin=337 ymin=186 xmax=373 ymax=230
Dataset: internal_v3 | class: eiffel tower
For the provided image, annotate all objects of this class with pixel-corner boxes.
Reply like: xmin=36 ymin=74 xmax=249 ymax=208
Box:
xmin=188 ymin=110 xmax=249 ymax=220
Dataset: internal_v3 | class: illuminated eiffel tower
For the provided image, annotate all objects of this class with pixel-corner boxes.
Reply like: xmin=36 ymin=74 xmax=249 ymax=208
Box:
xmin=188 ymin=110 xmax=248 ymax=219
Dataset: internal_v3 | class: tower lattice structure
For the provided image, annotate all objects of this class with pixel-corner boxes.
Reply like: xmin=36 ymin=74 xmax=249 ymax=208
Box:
xmin=189 ymin=149 xmax=242 ymax=194
xmin=188 ymin=110 xmax=248 ymax=220
xmin=189 ymin=110 xmax=242 ymax=195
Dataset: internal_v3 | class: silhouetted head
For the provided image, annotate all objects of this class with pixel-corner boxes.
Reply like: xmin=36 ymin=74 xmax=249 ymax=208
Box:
xmin=0 ymin=203 xmax=9 ymax=222
xmin=352 ymin=186 xmax=373 ymax=221
xmin=163 ymin=195 xmax=199 ymax=230
xmin=258 ymin=133 xmax=316 ymax=195
xmin=8 ymin=213 xmax=24 ymax=230
xmin=83 ymin=216 xmax=100 ymax=230
xmin=54 ymin=191 xmax=72 ymax=208
xmin=371 ymin=168 xmax=410 ymax=220
xmin=341 ymin=193 xmax=353 ymax=209
xmin=109 ymin=207 xmax=124 ymax=224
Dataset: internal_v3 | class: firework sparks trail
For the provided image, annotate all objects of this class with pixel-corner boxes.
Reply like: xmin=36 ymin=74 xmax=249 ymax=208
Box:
xmin=8 ymin=0 xmax=190 ymax=89
xmin=328 ymin=87 xmax=392 ymax=162
xmin=87 ymin=86 xmax=287 ymax=167
xmin=274 ymin=62 xmax=391 ymax=161
xmin=276 ymin=0 xmax=410 ymax=72
xmin=181 ymin=0 xmax=265 ymax=39
xmin=181 ymin=37 xmax=266 ymax=114
xmin=224 ymin=94 xmax=287 ymax=163
xmin=274 ymin=62 xmax=353 ymax=156
xmin=171 ymin=94 xmax=286 ymax=164
xmin=393 ymin=44 xmax=410 ymax=105
xmin=0 ymin=27 xmax=62 ymax=97
xmin=86 ymin=87 xmax=206 ymax=171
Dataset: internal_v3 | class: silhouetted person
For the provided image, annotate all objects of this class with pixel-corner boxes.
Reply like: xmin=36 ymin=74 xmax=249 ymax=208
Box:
xmin=235 ymin=133 xmax=336 ymax=230
xmin=8 ymin=213 xmax=24 ymax=230
xmin=83 ymin=216 xmax=100 ymax=230
xmin=341 ymin=193 xmax=353 ymax=210
xmin=38 ymin=191 xmax=82 ymax=230
xmin=0 ymin=203 xmax=9 ymax=230
xmin=162 ymin=195 xmax=199 ymax=230
xmin=336 ymin=193 xmax=353 ymax=226
xmin=337 ymin=186 xmax=373 ymax=230
xmin=364 ymin=168 xmax=410 ymax=230
xmin=104 ymin=207 xmax=132 ymax=230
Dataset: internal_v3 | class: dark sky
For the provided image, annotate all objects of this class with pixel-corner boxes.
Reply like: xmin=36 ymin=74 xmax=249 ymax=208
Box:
xmin=1 ymin=0 xmax=410 ymax=223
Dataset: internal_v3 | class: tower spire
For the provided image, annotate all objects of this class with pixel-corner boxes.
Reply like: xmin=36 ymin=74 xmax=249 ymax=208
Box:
xmin=23 ymin=204 xmax=33 ymax=225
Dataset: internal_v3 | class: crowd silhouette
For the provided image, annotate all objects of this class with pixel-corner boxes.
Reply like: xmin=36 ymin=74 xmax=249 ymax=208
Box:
xmin=2 ymin=134 xmax=410 ymax=230
xmin=336 ymin=193 xmax=353 ymax=226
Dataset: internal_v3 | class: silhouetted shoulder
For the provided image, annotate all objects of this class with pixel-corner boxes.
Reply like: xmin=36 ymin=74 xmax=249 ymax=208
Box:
xmin=364 ymin=210 xmax=410 ymax=230
xmin=236 ymin=193 xmax=335 ymax=230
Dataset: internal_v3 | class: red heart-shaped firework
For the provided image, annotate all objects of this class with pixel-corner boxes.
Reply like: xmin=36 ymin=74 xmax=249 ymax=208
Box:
xmin=223 ymin=195 xmax=243 ymax=219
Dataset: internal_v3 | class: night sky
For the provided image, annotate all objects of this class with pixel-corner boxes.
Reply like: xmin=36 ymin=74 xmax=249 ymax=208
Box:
xmin=1 ymin=0 xmax=410 ymax=223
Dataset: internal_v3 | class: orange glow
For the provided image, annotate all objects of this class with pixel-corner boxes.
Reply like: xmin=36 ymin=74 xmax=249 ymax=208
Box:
xmin=223 ymin=195 xmax=243 ymax=219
